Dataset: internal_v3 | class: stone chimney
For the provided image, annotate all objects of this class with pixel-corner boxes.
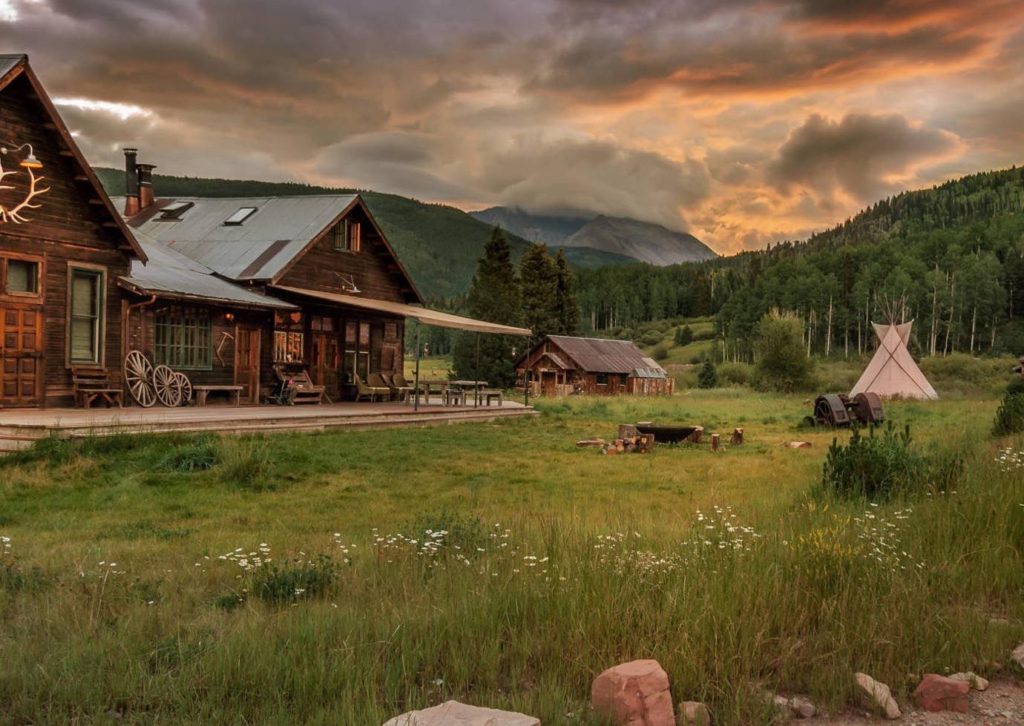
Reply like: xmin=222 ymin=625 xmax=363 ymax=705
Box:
xmin=123 ymin=148 xmax=139 ymax=216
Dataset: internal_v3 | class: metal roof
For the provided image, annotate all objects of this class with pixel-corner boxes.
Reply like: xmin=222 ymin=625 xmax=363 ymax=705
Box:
xmin=274 ymin=285 xmax=532 ymax=336
xmin=543 ymin=335 xmax=668 ymax=375
xmin=121 ymin=231 xmax=296 ymax=310
xmin=112 ymin=195 xmax=359 ymax=281
xmin=0 ymin=55 xmax=25 ymax=81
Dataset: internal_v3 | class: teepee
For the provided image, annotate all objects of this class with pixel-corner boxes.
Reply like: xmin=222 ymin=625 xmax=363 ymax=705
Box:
xmin=850 ymin=321 xmax=938 ymax=400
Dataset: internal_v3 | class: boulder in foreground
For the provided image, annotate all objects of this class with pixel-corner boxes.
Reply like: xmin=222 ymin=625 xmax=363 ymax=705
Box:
xmin=913 ymin=674 xmax=970 ymax=713
xmin=382 ymin=700 xmax=540 ymax=726
xmin=591 ymin=659 xmax=675 ymax=726
xmin=854 ymin=672 xmax=901 ymax=720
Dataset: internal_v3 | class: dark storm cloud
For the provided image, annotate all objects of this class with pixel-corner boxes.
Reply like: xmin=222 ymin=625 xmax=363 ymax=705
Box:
xmin=768 ymin=112 xmax=959 ymax=201
xmin=475 ymin=138 xmax=711 ymax=231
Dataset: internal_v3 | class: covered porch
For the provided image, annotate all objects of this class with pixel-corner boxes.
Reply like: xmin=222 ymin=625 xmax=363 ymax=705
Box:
xmin=0 ymin=398 xmax=536 ymax=452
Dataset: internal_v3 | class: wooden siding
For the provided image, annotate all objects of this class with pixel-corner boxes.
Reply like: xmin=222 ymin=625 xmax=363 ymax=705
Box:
xmin=0 ymin=72 xmax=133 ymax=406
xmin=516 ymin=338 xmax=673 ymax=396
xmin=276 ymin=204 xmax=415 ymax=303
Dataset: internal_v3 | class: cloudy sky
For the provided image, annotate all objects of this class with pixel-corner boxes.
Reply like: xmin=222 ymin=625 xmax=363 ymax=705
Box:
xmin=2 ymin=0 xmax=1022 ymax=253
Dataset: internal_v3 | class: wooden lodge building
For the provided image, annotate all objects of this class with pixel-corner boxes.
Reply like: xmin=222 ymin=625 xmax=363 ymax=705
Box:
xmin=516 ymin=335 xmax=673 ymax=396
xmin=0 ymin=54 xmax=526 ymax=409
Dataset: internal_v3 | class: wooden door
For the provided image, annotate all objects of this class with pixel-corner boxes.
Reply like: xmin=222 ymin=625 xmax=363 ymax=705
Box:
xmin=234 ymin=326 xmax=261 ymax=404
xmin=311 ymin=332 xmax=341 ymax=393
xmin=0 ymin=306 xmax=43 ymax=407
xmin=542 ymin=371 xmax=557 ymax=397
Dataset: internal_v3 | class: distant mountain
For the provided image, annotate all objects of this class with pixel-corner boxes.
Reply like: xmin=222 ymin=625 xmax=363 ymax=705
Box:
xmin=470 ymin=206 xmax=717 ymax=265
xmin=563 ymin=215 xmax=717 ymax=265
xmin=470 ymin=206 xmax=589 ymax=245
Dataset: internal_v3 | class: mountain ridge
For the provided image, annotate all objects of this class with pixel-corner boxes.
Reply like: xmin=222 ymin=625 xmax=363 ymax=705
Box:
xmin=470 ymin=206 xmax=717 ymax=265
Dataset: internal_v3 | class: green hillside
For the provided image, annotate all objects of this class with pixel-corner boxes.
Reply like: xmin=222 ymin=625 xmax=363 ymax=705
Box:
xmin=94 ymin=167 xmax=537 ymax=300
xmin=574 ymin=165 xmax=1024 ymax=358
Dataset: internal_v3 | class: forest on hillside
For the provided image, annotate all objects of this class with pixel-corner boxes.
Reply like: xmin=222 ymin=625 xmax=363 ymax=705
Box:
xmin=576 ymin=166 xmax=1024 ymax=358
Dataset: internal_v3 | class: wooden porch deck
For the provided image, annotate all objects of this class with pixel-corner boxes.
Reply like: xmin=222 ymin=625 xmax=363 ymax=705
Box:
xmin=0 ymin=399 xmax=537 ymax=452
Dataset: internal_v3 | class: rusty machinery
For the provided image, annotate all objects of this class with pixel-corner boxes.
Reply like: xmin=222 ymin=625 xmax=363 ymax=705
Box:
xmin=807 ymin=392 xmax=885 ymax=427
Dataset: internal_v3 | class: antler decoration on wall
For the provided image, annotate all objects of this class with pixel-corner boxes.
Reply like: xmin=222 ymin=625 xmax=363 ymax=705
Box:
xmin=0 ymin=143 xmax=50 ymax=224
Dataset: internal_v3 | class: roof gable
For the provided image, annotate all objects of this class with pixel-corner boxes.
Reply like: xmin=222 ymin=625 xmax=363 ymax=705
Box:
xmin=0 ymin=54 xmax=146 ymax=261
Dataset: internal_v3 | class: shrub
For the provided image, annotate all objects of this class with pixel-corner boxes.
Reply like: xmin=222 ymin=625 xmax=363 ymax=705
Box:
xmin=651 ymin=342 xmax=671 ymax=361
xmin=640 ymin=330 xmax=664 ymax=347
xmin=697 ymin=359 xmax=717 ymax=389
xmin=821 ymin=422 xmax=965 ymax=500
xmin=993 ymin=381 xmax=1024 ymax=436
xmin=822 ymin=424 xmax=919 ymax=500
xmin=753 ymin=310 xmax=814 ymax=392
xmin=717 ymin=362 xmax=752 ymax=387
xmin=674 ymin=325 xmax=693 ymax=346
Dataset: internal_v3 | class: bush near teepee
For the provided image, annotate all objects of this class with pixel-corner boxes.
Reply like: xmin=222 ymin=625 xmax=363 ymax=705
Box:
xmin=993 ymin=379 xmax=1024 ymax=436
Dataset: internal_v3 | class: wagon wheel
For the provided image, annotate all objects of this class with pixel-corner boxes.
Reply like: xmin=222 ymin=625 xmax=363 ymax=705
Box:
xmin=123 ymin=350 xmax=157 ymax=408
xmin=173 ymin=372 xmax=193 ymax=406
xmin=153 ymin=365 xmax=181 ymax=407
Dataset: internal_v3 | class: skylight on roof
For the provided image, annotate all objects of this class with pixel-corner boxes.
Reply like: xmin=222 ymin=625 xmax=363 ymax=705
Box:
xmin=223 ymin=207 xmax=258 ymax=225
xmin=158 ymin=201 xmax=194 ymax=220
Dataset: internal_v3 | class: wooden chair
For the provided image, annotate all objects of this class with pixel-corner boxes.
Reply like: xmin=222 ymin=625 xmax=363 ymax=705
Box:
xmin=354 ymin=373 xmax=389 ymax=402
xmin=391 ymin=373 xmax=416 ymax=402
xmin=367 ymin=372 xmax=396 ymax=401
xmin=273 ymin=365 xmax=326 ymax=405
xmin=72 ymin=367 xmax=123 ymax=408
xmin=380 ymin=372 xmax=414 ymax=402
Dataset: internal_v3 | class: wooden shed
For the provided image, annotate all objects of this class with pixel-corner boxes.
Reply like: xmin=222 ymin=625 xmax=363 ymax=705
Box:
xmin=516 ymin=335 xmax=674 ymax=396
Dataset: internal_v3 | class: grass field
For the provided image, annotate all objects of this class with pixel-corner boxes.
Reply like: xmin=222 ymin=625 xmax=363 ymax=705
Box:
xmin=1 ymin=391 xmax=1022 ymax=724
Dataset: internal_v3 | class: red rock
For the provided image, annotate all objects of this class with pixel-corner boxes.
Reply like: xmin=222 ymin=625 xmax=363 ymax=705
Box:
xmin=913 ymin=674 xmax=970 ymax=713
xmin=591 ymin=659 xmax=675 ymax=726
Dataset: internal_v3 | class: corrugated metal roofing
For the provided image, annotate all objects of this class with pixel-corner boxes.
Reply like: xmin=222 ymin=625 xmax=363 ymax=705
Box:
xmin=111 ymin=195 xmax=358 ymax=281
xmin=0 ymin=55 xmax=25 ymax=80
xmin=545 ymin=335 xmax=667 ymax=375
xmin=122 ymin=231 xmax=296 ymax=310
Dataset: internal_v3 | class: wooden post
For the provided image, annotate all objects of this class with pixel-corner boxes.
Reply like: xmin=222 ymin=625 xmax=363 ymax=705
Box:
xmin=730 ymin=428 xmax=744 ymax=445
xmin=711 ymin=433 xmax=720 ymax=452
xmin=413 ymin=320 xmax=421 ymax=411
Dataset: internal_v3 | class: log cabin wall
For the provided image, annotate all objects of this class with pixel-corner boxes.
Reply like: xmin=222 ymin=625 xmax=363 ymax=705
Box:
xmin=276 ymin=204 xmax=415 ymax=304
xmin=0 ymin=72 xmax=134 ymax=407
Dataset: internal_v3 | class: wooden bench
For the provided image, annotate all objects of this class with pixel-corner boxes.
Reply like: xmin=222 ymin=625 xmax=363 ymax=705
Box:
xmin=274 ymin=366 xmax=326 ymax=405
xmin=193 ymin=385 xmax=243 ymax=407
xmin=443 ymin=387 xmax=466 ymax=406
xmin=72 ymin=367 xmax=122 ymax=408
xmin=480 ymin=389 xmax=503 ymax=406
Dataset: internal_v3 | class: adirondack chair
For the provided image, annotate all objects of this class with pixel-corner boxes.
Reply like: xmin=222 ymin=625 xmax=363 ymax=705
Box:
xmin=354 ymin=373 xmax=389 ymax=402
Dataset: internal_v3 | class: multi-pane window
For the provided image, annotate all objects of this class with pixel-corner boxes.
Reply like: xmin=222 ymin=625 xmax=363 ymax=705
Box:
xmin=273 ymin=311 xmax=305 ymax=363
xmin=69 ymin=268 xmax=103 ymax=364
xmin=154 ymin=307 xmax=212 ymax=369
xmin=4 ymin=259 xmax=39 ymax=295
xmin=330 ymin=219 xmax=361 ymax=252
xmin=343 ymin=320 xmax=370 ymax=382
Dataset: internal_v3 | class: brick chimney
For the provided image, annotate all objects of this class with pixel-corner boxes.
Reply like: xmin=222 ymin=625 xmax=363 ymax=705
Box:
xmin=137 ymin=162 xmax=157 ymax=210
xmin=123 ymin=147 xmax=139 ymax=216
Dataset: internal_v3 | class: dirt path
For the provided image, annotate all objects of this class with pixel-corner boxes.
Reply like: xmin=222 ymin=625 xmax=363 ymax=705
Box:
xmin=804 ymin=678 xmax=1024 ymax=725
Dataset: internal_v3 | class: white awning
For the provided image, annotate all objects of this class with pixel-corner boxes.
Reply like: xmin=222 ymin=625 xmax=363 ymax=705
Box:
xmin=272 ymin=285 xmax=532 ymax=336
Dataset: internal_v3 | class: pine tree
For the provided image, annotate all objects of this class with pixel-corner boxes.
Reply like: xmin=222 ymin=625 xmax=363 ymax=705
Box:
xmin=519 ymin=244 xmax=559 ymax=339
xmin=553 ymin=249 xmax=581 ymax=335
xmin=452 ymin=227 xmax=523 ymax=387
xmin=697 ymin=358 xmax=717 ymax=389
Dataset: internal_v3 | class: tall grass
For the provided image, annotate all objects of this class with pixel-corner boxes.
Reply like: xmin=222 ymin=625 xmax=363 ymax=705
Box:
xmin=0 ymin=394 xmax=1020 ymax=723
